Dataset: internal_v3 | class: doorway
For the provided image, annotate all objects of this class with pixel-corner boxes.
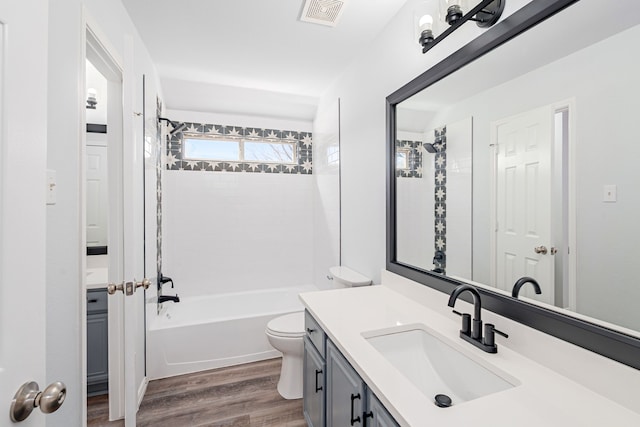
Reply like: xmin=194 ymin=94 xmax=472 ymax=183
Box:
xmin=85 ymin=26 xmax=127 ymax=422
xmin=490 ymin=101 xmax=575 ymax=307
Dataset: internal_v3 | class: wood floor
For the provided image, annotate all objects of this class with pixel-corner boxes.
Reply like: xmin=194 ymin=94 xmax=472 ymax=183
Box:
xmin=87 ymin=358 xmax=306 ymax=427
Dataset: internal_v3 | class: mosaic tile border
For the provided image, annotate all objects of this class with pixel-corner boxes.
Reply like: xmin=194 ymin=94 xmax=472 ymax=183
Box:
xmin=165 ymin=121 xmax=313 ymax=175
xmin=396 ymin=140 xmax=423 ymax=178
xmin=156 ymin=97 xmax=163 ymax=282
xmin=433 ymin=126 xmax=447 ymax=273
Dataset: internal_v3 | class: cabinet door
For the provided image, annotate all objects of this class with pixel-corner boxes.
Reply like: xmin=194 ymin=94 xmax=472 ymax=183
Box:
xmin=87 ymin=312 xmax=109 ymax=395
xmin=366 ymin=390 xmax=400 ymax=427
xmin=327 ymin=340 xmax=365 ymax=427
xmin=304 ymin=336 xmax=325 ymax=427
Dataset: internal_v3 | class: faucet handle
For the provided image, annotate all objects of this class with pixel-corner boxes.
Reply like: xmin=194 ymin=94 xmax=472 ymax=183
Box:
xmin=484 ymin=323 xmax=508 ymax=348
xmin=452 ymin=310 xmax=471 ymax=336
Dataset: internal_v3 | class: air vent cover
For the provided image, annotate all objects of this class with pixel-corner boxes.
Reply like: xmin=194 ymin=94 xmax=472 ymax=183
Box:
xmin=300 ymin=0 xmax=348 ymax=27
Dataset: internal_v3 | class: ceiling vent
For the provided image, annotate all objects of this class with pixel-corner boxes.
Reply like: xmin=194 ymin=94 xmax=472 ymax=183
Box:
xmin=300 ymin=0 xmax=348 ymax=27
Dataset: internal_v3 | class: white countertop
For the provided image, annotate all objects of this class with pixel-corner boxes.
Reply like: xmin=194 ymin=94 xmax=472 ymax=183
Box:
xmin=86 ymin=267 xmax=108 ymax=290
xmin=300 ymin=284 xmax=640 ymax=426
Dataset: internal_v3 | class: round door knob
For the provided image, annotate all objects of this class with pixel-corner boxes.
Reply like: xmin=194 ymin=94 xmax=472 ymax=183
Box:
xmin=135 ymin=278 xmax=151 ymax=290
xmin=107 ymin=282 xmax=124 ymax=295
xmin=38 ymin=382 xmax=66 ymax=414
xmin=534 ymin=246 xmax=548 ymax=255
xmin=10 ymin=381 xmax=66 ymax=422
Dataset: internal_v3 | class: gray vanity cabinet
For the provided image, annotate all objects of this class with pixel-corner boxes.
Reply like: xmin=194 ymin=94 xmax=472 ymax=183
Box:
xmin=326 ymin=339 xmax=365 ymax=427
xmin=304 ymin=310 xmax=400 ymax=427
xmin=365 ymin=390 xmax=400 ymax=427
xmin=304 ymin=336 xmax=325 ymax=427
xmin=304 ymin=310 xmax=326 ymax=427
xmin=87 ymin=288 xmax=109 ymax=396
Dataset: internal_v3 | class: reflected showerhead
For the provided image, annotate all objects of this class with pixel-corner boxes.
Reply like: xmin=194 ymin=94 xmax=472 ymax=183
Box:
xmin=424 ymin=143 xmax=438 ymax=153
xmin=159 ymin=117 xmax=187 ymax=135
xmin=424 ymin=138 xmax=446 ymax=154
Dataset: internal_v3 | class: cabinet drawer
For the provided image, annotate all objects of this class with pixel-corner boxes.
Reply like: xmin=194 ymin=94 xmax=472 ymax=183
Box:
xmin=305 ymin=310 xmax=325 ymax=358
xmin=87 ymin=289 xmax=108 ymax=313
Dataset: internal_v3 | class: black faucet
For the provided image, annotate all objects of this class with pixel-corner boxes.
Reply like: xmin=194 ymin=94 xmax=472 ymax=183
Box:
xmin=158 ymin=273 xmax=174 ymax=290
xmin=511 ymin=277 xmax=542 ymax=298
xmin=158 ymin=294 xmax=180 ymax=304
xmin=157 ymin=273 xmax=179 ymax=306
xmin=447 ymin=284 xmax=507 ymax=353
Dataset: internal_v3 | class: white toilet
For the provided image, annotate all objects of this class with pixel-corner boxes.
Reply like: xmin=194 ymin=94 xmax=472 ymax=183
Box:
xmin=265 ymin=266 xmax=372 ymax=399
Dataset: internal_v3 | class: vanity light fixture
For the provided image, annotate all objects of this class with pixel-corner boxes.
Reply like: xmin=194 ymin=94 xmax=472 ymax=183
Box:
xmin=419 ymin=0 xmax=505 ymax=54
xmin=86 ymin=88 xmax=97 ymax=109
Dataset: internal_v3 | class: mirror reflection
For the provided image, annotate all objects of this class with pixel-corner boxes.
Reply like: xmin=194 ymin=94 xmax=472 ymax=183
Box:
xmin=86 ymin=59 xmax=109 ymax=255
xmin=394 ymin=0 xmax=640 ymax=334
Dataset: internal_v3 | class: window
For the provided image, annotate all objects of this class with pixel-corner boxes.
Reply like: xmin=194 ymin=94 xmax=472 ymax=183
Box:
xmin=244 ymin=141 xmax=294 ymax=163
xmin=396 ymin=149 xmax=409 ymax=170
xmin=184 ymin=138 xmax=239 ymax=161
xmin=183 ymin=136 xmax=297 ymax=164
xmin=327 ymin=145 xmax=339 ymax=165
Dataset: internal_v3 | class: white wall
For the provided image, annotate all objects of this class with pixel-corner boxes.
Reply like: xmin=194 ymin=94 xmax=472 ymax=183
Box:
xmin=313 ymin=0 xmax=532 ymax=284
xmin=161 ymin=110 xmax=314 ymax=297
xmin=395 ymin=130 xmax=433 ymax=271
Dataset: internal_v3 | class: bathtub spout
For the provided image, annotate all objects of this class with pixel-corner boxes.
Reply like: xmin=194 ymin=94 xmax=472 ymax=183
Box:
xmin=158 ymin=294 xmax=180 ymax=304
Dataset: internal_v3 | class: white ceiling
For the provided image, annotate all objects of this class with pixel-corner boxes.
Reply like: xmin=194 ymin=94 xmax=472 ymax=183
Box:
xmin=121 ymin=0 xmax=409 ymax=120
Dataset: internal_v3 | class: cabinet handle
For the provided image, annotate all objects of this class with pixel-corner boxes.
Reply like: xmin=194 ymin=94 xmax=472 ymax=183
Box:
xmin=363 ymin=410 xmax=373 ymax=427
xmin=350 ymin=393 xmax=361 ymax=425
xmin=87 ymin=299 xmax=98 ymax=303
xmin=314 ymin=369 xmax=323 ymax=392
xmin=306 ymin=327 xmax=316 ymax=334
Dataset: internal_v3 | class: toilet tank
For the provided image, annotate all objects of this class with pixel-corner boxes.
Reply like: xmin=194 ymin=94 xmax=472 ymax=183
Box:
xmin=329 ymin=266 xmax=372 ymax=287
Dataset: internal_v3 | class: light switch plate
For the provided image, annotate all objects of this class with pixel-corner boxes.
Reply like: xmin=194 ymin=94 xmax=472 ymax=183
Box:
xmin=603 ymin=184 xmax=617 ymax=202
xmin=46 ymin=169 xmax=56 ymax=205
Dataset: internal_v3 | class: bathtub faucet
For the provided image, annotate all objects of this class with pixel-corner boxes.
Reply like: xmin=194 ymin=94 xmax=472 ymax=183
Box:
xmin=158 ymin=294 xmax=180 ymax=304
xmin=159 ymin=273 xmax=174 ymax=290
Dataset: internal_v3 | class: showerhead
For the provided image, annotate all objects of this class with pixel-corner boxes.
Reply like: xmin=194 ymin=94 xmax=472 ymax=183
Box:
xmin=423 ymin=143 xmax=438 ymax=153
xmin=424 ymin=138 xmax=446 ymax=154
xmin=170 ymin=121 xmax=187 ymax=135
xmin=158 ymin=117 xmax=187 ymax=136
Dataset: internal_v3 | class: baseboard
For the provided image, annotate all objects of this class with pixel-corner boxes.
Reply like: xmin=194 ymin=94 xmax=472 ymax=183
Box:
xmin=138 ymin=377 xmax=149 ymax=409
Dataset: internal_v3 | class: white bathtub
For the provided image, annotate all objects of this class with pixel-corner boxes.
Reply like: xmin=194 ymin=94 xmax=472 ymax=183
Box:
xmin=147 ymin=285 xmax=317 ymax=379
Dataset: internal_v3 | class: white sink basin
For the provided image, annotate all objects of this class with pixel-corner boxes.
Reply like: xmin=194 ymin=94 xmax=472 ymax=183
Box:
xmin=364 ymin=324 xmax=518 ymax=407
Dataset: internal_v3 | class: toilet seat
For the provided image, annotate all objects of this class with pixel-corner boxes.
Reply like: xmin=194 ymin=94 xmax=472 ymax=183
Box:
xmin=266 ymin=312 xmax=305 ymax=338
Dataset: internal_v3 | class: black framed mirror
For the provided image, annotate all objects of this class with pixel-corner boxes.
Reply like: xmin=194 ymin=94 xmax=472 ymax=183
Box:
xmin=386 ymin=0 xmax=640 ymax=370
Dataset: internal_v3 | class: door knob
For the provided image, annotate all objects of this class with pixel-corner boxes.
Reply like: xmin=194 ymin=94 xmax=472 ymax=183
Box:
xmin=108 ymin=279 xmax=150 ymax=296
xmin=534 ymin=246 xmax=548 ymax=255
xmin=107 ymin=282 xmax=124 ymax=295
xmin=135 ymin=278 xmax=150 ymax=291
xmin=10 ymin=381 xmax=66 ymax=422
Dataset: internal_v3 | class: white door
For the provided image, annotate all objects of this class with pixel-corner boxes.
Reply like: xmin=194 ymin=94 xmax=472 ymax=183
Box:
xmin=86 ymin=142 xmax=108 ymax=247
xmin=492 ymin=105 xmax=555 ymax=304
xmin=0 ymin=1 xmax=54 ymax=426
xmin=86 ymin=26 xmax=147 ymax=426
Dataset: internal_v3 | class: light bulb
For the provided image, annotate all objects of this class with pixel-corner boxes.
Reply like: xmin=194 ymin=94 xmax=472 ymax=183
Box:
xmin=440 ymin=0 xmax=467 ymax=25
xmin=419 ymin=14 xmax=434 ymax=32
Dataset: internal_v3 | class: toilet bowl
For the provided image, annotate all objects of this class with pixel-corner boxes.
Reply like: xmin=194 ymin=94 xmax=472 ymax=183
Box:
xmin=265 ymin=266 xmax=372 ymax=399
xmin=265 ymin=312 xmax=305 ymax=399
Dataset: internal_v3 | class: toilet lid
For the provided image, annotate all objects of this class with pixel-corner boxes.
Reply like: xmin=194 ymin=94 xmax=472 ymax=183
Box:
xmin=266 ymin=312 xmax=305 ymax=338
